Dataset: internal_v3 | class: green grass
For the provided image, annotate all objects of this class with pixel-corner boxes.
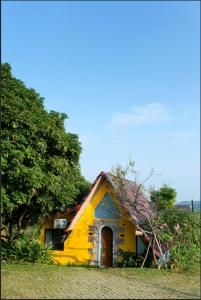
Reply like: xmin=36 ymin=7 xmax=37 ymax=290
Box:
xmin=2 ymin=262 xmax=200 ymax=299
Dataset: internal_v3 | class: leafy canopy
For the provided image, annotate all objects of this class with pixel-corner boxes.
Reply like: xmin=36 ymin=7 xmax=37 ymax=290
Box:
xmin=150 ymin=184 xmax=177 ymax=211
xmin=1 ymin=63 xmax=89 ymax=229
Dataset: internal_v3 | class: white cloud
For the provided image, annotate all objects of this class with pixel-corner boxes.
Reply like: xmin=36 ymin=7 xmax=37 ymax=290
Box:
xmin=106 ymin=102 xmax=170 ymax=128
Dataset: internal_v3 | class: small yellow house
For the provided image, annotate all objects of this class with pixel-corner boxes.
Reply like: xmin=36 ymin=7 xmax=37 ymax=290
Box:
xmin=39 ymin=172 xmax=149 ymax=267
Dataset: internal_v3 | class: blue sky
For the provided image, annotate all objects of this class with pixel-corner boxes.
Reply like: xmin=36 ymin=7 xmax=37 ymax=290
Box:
xmin=2 ymin=1 xmax=200 ymax=202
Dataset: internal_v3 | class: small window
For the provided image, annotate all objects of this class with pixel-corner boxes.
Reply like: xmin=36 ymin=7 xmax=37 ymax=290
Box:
xmin=45 ymin=229 xmax=67 ymax=251
xmin=45 ymin=229 xmax=53 ymax=246
xmin=136 ymin=235 xmax=147 ymax=256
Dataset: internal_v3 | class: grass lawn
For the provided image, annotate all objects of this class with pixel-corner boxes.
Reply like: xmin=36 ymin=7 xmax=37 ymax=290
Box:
xmin=1 ymin=263 xmax=200 ymax=299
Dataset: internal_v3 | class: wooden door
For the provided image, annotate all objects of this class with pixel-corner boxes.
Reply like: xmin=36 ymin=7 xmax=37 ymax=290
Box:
xmin=100 ymin=226 xmax=113 ymax=267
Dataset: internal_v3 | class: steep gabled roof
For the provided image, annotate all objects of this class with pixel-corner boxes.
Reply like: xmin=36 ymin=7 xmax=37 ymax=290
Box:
xmin=105 ymin=173 xmax=154 ymax=225
xmin=104 ymin=173 xmax=160 ymax=255
xmin=66 ymin=171 xmax=154 ymax=232
xmin=67 ymin=172 xmax=104 ymax=231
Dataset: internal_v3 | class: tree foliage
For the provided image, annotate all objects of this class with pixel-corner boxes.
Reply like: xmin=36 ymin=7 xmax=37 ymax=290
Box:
xmin=155 ymin=209 xmax=200 ymax=271
xmin=150 ymin=184 xmax=177 ymax=211
xmin=1 ymin=63 xmax=89 ymax=231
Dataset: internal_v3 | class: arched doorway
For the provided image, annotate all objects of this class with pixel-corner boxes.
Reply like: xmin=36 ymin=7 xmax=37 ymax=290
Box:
xmin=100 ymin=226 xmax=113 ymax=267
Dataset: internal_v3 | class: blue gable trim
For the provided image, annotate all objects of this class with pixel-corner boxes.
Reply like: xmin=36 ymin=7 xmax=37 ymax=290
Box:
xmin=95 ymin=193 xmax=120 ymax=219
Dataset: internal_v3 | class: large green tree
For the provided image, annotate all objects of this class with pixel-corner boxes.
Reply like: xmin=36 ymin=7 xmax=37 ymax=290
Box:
xmin=1 ymin=63 xmax=89 ymax=231
xmin=150 ymin=184 xmax=177 ymax=211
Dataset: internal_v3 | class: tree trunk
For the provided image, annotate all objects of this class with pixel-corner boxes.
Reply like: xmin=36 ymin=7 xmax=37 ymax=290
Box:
xmin=18 ymin=208 xmax=27 ymax=229
xmin=7 ymin=222 xmax=12 ymax=239
xmin=152 ymin=237 xmax=159 ymax=268
xmin=153 ymin=231 xmax=167 ymax=267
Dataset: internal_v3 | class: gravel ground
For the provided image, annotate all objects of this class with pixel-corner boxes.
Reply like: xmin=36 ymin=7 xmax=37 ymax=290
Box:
xmin=1 ymin=263 xmax=200 ymax=299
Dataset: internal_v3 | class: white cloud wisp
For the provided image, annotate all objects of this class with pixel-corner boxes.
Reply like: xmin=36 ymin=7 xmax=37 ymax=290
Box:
xmin=107 ymin=102 xmax=170 ymax=128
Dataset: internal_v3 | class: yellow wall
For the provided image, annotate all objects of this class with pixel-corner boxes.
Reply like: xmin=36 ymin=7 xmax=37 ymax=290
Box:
xmin=40 ymin=178 xmax=136 ymax=265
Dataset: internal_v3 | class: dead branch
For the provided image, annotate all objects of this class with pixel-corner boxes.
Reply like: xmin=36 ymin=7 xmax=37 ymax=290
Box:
xmin=141 ymin=235 xmax=152 ymax=268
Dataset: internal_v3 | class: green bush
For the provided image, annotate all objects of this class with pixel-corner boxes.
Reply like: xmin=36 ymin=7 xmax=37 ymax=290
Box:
xmin=170 ymin=242 xmax=200 ymax=272
xmin=120 ymin=251 xmax=145 ymax=268
xmin=156 ymin=210 xmax=200 ymax=272
xmin=1 ymin=226 xmax=53 ymax=264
